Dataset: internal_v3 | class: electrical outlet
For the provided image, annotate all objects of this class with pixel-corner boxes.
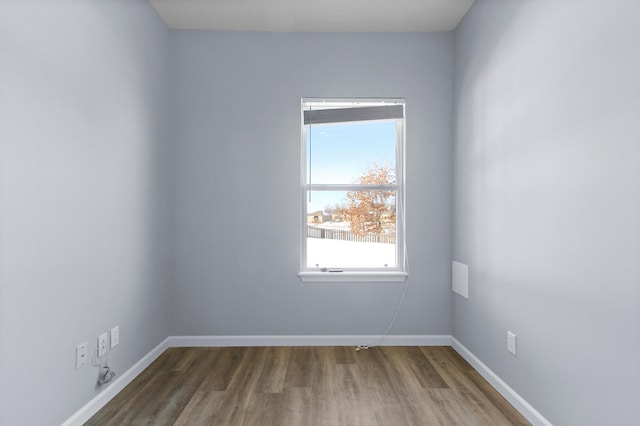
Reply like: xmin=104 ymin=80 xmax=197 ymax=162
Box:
xmin=76 ymin=342 xmax=88 ymax=369
xmin=98 ymin=333 xmax=108 ymax=358
xmin=507 ymin=331 xmax=517 ymax=355
xmin=110 ymin=326 xmax=119 ymax=348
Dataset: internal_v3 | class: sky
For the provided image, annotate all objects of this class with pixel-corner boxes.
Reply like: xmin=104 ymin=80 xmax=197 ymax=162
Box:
xmin=305 ymin=120 xmax=397 ymax=212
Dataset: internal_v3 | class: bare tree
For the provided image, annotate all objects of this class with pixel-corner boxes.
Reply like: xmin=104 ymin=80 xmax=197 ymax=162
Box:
xmin=343 ymin=164 xmax=396 ymax=236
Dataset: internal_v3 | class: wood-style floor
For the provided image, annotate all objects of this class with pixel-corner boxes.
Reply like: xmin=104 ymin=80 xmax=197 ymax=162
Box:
xmin=86 ymin=346 xmax=530 ymax=425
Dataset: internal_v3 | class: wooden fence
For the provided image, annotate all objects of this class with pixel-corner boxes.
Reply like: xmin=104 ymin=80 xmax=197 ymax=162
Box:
xmin=307 ymin=225 xmax=396 ymax=244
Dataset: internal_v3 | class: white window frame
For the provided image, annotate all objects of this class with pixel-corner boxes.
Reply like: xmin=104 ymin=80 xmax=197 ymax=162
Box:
xmin=299 ymin=97 xmax=408 ymax=282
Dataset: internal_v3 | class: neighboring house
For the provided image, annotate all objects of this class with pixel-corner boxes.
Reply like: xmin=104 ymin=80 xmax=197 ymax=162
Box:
xmin=307 ymin=211 xmax=332 ymax=224
xmin=331 ymin=212 xmax=345 ymax=222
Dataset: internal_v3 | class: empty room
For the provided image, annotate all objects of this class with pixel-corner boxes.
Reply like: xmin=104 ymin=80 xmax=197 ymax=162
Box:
xmin=0 ymin=0 xmax=638 ymax=425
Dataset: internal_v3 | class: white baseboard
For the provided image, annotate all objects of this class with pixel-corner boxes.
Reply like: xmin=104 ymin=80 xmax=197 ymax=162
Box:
xmin=451 ymin=337 xmax=553 ymax=426
xmin=63 ymin=334 xmax=549 ymax=426
xmin=61 ymin=337 xmax=170 ymax=426
xmin=167 ymin=334 xmax=452 ymax=347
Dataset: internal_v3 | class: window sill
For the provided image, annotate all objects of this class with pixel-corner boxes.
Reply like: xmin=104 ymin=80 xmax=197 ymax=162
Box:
xmin=298 ymin=271 xmax=408 ymax=283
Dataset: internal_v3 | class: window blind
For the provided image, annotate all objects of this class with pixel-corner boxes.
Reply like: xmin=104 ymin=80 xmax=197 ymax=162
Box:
xmin=304 ymin=104 xmax=404 ymax=125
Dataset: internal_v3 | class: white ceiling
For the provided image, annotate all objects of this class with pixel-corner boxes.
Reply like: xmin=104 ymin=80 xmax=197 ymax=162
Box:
xmin=148 ymin=0 xmax=475 ymax=33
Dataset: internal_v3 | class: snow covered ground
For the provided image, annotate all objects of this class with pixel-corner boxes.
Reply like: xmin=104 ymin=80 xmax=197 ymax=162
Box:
xmin=307 ymin=238 xmax=396 ymax=268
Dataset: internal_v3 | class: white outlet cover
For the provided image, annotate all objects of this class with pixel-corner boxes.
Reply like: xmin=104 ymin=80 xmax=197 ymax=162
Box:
xmin=98 ymin=333 xmax=108 ymax=357
xmin=110 ymin=326 xmax=119 ymax=348
xmin=507 ymin=331 xmax=517 ymax=356
xmin=76 ymin=342 xmax=88 ymax=369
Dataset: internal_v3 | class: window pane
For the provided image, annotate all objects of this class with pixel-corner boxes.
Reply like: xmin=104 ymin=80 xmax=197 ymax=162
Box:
xmin=306 ymin=121 xmax=397 ymax=185
xmin=306 ymin=190 xmax=397 ymax=269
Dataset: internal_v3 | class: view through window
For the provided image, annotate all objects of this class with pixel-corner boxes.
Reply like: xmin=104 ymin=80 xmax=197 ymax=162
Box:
xmin=301 ymin=98 xmax=405 ymax=273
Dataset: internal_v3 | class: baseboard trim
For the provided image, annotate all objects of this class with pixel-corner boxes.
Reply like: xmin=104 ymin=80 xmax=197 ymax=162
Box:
xmin=63 ymin=334 xmax=550 ymax=426
xmin=451 ymin=337 xmax=553 ymax=426
xmin=61 ymin=337 xmax=171 ymax=426
xmin=167 ymin=334 xmax=452 ymax=347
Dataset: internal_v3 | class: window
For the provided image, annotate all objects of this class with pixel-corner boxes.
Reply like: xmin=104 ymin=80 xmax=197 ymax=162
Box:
xmin=299 ymin=98 xmax=407 ymax=282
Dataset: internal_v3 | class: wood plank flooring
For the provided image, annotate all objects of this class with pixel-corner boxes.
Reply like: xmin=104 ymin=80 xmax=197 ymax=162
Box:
xmin=85 ymin=346 xmax=530 ymax=425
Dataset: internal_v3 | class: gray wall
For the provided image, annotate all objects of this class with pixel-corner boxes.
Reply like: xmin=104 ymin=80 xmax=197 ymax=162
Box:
xmin=170 ymin=32 xmax=454 ymax=336
xmin=0 ymin=1 xmax=172 ymax=424
xmin=453 ymin=0 xmax=640 ymax=424
xmin=6 ymin=1 xmax=635 ymax=424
